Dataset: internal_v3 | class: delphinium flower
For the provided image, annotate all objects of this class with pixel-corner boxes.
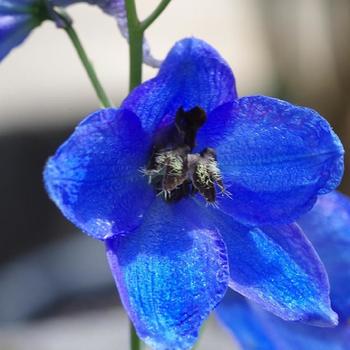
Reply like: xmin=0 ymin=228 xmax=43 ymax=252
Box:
xmin=217 ymin=191 xmax=350 ymax=350
xmin=44 ymin=37 xmax=344 ymax=349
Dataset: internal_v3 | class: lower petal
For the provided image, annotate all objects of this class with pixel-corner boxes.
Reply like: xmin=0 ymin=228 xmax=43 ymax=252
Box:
xmin=212 ymin=210 xmax=337 ymax=326
xmin=216 ymin=290 xmax=277 ymax=350
xmin=106 ymin=199 xmax=229 ymax=350
xmin=298 ymin=191 xmax=350 ymax=321
xmin=217 ymin=290 xmax=350 ymax=350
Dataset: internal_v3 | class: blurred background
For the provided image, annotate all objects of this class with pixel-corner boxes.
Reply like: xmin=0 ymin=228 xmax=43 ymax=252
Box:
xmin=0 ymin=0 xmax=349 ymax=349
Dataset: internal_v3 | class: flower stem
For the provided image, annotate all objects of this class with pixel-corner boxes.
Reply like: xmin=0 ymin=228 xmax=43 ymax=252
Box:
xmin=125 ymin=1 xmax=171 ymax=348
xmin=125 ymin=0 xmax=172 ymax=91
xmin=140 ymin=0 xmax=172 ymax=31
xmin=130 ymin=322 xmax=142 ymax=350
xmin=125 ymin=0 xmax=143 ymax=91
xmin=59 ymin=13 xmax=112 ymax=108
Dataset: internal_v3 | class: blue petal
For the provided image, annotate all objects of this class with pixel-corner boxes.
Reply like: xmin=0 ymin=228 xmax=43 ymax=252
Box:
xmin=298 ymin=191 xmax=350 ymax=321
xmin=52 ymin=0 xmax=119 ymax=14
xmin=51 ymin=1 xmax=97 ymax=8
xmin=197 ymin=96 xmax=344 ymax=225
xmin=212 ymin=210 xmax=337 ymax=325
xmin=44 ymin=108 xmax=155 ymax=240
xmin=122 ymin=37 xmax=237 ymax=133
xmin=51 ymin=0 xmax=82 ymax=6
xmin=0 ymin=1 xmax=37 ymax=14
xmin=0 ymin=0 xmax=46 ymax=61
xmin=216 ymin=291 xmax=277 ymax=350
xmin=106 ymin=199 xmax=229 ymax=350
xmin=217 ymin=290 xmax=350 ymax=350
xmin=0 ymin=13 xmax=37 ymax=61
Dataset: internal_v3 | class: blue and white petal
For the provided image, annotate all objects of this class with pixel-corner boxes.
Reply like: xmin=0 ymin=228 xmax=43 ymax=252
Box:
xmin=106 ymin=199 xmax=229 ymax=350
xmin=211 ymin=209 xmax=337 ymax=326
xmin=197 ymin=96 xmax=344 ymax=225
xmin=44 ymin=108 xmax=154 ymax=240
xmin=122 ymin=37 xmax=237 ymax=133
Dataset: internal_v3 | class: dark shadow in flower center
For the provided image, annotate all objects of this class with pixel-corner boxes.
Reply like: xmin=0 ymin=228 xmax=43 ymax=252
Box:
xmin=143 ymin=107 xmax=227 ymax=204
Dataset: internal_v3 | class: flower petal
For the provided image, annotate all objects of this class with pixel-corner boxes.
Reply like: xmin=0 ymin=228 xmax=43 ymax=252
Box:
xmin=298 ymin=191 xmax=350 ymax=321
xmin=216 ymin=290 xmax=277 ymax=349
xmin=217 ymin=290 xmax=350 ymax=350
xmin=122 ymin=37 xmax=237 ymax=133
xmin=0 ymin=0 xmax=38 ymax=14
xmin=52 ymin=0 xmax=121 ymax=15
xmin=212 ymin=210 xmax=337 ymax=325
xmin=106 ymin=199 xmax=229 ymax=350
xmin=0 ymin=13 xmax=38 ymax=61
xmin=44 ymin=108 xmax=154 ymax=240
xmin=197 ymin=96 xmax=344 ymax=225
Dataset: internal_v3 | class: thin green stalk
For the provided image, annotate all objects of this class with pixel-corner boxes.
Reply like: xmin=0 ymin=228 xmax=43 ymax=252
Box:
xmin=130 ymin=322 xmax=142 ymax=350
xmin=125 ymin=0 xmax=143 ymax=91
xmin=140 ymin=0 xmax=172 ymax=31
xmin=125 ymin=0 xmax=173 ymax=91
xmin=60 ymin=15 xmax=112 ymax=107
xmin=125 ymin=1 xmax=172 ymax=349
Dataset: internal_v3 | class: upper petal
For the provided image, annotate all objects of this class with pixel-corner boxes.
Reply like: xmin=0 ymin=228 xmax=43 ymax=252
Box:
xmin=197 ymin=96 xmax=344 ymax=225
xmin=212 ymin=210 xmax=337 ymax=326
xmin=122 ymin=37 xmax=237 ymax=133
xmin=217 ymin=290 xmax=350 ymax=350
xmin=44 ymin=108 xmax=155 ymax=240
xmin=106 ymin=199 xmax=229 ymax=350
xmin=298 ymin=191 xmax=350 ymax=321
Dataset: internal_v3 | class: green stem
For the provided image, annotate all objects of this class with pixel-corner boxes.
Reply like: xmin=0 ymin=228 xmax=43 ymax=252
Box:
xmin=60 ymin=15 xmax=112 ymax=107
xmin=125 ymin=0 xmax=143 ymax=91
xmin=125 ymin=1 xmax=172 ymax=348
xmin=130 ymin=322 xmax=142 ymax=350
xmin=125 ymin=0 xmax=173 ymax=91
xmin=140 ymin=0 xmax=172 ymax=31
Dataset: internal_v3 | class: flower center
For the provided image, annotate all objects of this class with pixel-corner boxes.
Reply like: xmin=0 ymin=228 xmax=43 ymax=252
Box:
xmin=143 ymin=107 xmax=227 ymax=203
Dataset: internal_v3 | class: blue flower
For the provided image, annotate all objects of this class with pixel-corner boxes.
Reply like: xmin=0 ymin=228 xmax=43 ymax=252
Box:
xmin=216 ymin=191 xmax=350 ymax=350
xmin=44 ymin=38 xmax=344 ymax=349
xmin=0 ymin=0 xmax=47 ymax=61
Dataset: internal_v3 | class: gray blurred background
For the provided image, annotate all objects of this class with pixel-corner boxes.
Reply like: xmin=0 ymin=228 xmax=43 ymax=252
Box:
xmin=0 ymin=0 xmax=349 ymax=349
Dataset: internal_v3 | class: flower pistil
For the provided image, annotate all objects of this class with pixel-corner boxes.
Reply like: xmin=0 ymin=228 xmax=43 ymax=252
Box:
xmin=143 ymin=106 xmax=227 ymax=204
